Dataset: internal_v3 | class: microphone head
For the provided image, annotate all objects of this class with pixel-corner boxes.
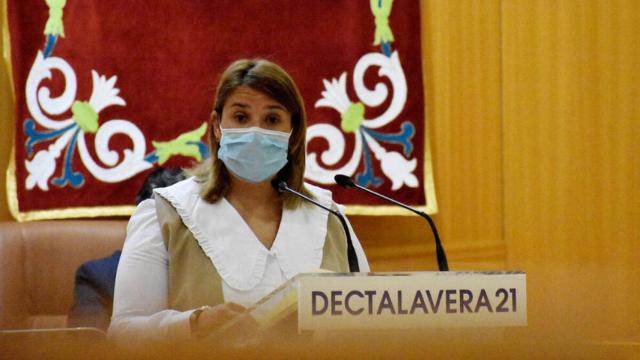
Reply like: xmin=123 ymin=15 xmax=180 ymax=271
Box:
xmin=334 ymin=174 xmax=356 ymax=188
xmin=276 ymin=180 xmax=288 ymax=193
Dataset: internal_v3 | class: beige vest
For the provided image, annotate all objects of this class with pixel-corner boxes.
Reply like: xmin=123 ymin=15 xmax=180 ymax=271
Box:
xmin=155 ymin=196 xmax=348 ymax=311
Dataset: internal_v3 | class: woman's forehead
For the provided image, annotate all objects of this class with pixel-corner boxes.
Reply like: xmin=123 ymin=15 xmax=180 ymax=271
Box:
xmin=224 ymin=86 xmax=287 ymax=111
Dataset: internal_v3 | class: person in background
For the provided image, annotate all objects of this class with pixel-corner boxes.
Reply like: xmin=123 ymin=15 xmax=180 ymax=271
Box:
xmin=108 ymin=59 xmax=369 ymax=345
xmin=67 ymin=167 xmax=186 ymax=331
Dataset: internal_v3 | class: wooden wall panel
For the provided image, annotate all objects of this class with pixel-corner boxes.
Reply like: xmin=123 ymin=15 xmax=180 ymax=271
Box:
xmin=421 ymin=0 xmax=504 ymax=258
xmin=502 ymin=0 xmax=639 ymax=343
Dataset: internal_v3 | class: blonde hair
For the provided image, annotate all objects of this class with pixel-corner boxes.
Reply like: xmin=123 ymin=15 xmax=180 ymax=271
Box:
xmin=191 ymin=59 xmax=311 ymax=208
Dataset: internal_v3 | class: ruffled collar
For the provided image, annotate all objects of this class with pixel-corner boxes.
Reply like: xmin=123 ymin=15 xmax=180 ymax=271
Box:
xmin=154 ymin=177 xmax=332 ymax=291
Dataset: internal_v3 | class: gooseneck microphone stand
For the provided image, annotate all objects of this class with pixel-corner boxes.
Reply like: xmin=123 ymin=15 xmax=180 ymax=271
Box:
xmin=334 ymin=175 xmax=449 ymax=271
xmin=276 ymin=181 xmax=360 ymax=272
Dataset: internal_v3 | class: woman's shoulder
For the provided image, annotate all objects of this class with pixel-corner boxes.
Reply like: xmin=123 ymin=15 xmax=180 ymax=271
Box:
xmin=302 ymin=182 xmax=334 ymax=206
xmin=153 ymin=176 xmax=200 ymax=198
xmin=302 ymin=182 xmax=345 ymax=212
xmin=152 ymin=176 xmax=211 ymax=223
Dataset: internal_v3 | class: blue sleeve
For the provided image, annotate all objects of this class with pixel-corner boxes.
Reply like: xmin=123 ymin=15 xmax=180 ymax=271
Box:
xmin=67 ymin=250 xmax=121 ymax=330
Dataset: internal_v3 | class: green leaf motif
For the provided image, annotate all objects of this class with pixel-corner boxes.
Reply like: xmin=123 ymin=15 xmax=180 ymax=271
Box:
xmin=44 ymin=0 xmax=66 ymax=38
xmin=71 ymin=101 xmax=98 ymax=133
xmin=341 ymin=102 xmax=365 ymax=133
xmin=370 ymin=0 xmax=395 ymax=45
xmin=152 ymin=122 xmax=208 ymax=165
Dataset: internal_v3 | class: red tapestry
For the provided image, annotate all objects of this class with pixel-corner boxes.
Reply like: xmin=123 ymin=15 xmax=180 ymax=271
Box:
xmin=6 ymin=0 xmax=436 ymax=220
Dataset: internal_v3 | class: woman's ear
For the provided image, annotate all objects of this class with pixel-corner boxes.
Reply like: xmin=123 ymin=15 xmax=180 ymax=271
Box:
xmin=212 ymin=112 xmax=222 ymax=142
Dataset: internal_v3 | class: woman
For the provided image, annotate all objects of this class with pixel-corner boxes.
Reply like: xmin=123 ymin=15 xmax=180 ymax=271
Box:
xmin=108 ymin=59 xmax=369 ymax=344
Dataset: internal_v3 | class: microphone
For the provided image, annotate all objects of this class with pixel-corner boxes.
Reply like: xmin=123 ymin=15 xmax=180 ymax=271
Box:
xmin=275 ymin=181 xmax=360 ymax=272
xmin=334 ymin=174 xmax=449 ymax=271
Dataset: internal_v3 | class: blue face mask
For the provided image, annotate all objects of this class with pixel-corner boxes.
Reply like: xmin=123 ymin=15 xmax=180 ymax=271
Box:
xmin=218 ymin=126 xmax=291 ymax=183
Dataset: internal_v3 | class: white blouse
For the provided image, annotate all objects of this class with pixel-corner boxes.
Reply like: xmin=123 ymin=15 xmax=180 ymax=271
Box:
xmin=108 ymin=178 xmax=369 ymax=343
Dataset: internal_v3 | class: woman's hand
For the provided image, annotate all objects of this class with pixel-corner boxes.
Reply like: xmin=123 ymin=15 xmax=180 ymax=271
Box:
xmin=191 ymin=302 xmax=258 ymax=339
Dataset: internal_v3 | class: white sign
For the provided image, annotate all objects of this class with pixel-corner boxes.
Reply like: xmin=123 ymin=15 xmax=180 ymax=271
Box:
xmin=297 ymin=272 xmax=527 ymax=331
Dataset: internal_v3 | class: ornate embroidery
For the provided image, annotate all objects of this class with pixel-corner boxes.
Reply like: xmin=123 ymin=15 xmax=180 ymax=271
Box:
xmin=306 ymin=1 xmax=417 ymax=191
xmin=23 ymin=1 xmax=208 ymax=191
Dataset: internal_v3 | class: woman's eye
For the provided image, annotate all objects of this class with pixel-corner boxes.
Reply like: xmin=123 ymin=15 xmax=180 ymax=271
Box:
xmin=266 ymin=115 xmax=280 ymax=124
xmin=234 ymin=113 xmax=247 ymax=122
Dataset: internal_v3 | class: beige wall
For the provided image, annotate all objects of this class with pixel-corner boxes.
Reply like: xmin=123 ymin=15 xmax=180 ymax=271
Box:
xmin=1 ymin=0 xmax=638 ymax=347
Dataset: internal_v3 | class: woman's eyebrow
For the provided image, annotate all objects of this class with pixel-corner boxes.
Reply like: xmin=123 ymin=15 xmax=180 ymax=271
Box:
xmin=228 ymin=102 xmax=249 ymax=109
xmin=265 ymin=104 xmax=287 ymax=111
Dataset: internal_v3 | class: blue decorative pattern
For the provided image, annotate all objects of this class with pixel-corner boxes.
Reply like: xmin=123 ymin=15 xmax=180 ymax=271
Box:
xmin=381 ymin=42 xmax=392 ymax=57
xmin=189 ymin=141 xmax=210 ymax=159
xmin=24 ymin=119 xmax=76 ymax=157
xmin=43 ymin=35 xmax=57 ymax=58
xmin=355 ymin=132 xmax=384 ymax=188
xmin=362 ymin=121 xmax=415 ymax=157
xmin=52 ymin=128 xmax=84 ymax=188
xmin=144 ymin=151 xmax=158 ymax=164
